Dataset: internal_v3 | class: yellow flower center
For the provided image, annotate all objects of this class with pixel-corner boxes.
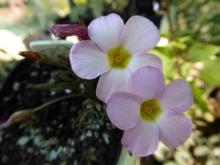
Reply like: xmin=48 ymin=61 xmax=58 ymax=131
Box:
xmin=108 ymin=45 xmax=132 ymax=69
xmin=140 ymin=99 xmax=161 ymax=122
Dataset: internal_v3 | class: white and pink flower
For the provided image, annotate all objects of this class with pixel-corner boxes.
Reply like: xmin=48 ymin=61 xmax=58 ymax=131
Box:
xmin=107 ymin=66 xmax=193 ymax=157
xmin=69 ymin=13 xmax=161 ymax=103
xmin=67 ymin=13 xmax=194 ymax=157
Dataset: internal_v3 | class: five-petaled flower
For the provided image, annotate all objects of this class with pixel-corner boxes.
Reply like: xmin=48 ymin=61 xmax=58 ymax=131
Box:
xmin=107 ymin=67 xmax=193 ymax=157
xmin=70 ymin=13 xmax=161 ymax=103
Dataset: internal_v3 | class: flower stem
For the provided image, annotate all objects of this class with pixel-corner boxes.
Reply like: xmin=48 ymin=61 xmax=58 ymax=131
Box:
xmin=117 ymin=148 xmax=139 ymax=165
xmin=33 ymin=94 xmax=85 ymax=112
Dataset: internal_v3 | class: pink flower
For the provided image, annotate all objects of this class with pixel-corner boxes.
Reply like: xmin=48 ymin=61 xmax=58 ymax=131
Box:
xmin=107 ymin=66 xmax=193 ymax=157
xmin=69 ymin=13 xmax=161 ymax=103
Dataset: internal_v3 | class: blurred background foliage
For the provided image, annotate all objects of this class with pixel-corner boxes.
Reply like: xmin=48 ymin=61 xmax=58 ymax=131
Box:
xmin=0 ymin=0 xmax=220 ymax=164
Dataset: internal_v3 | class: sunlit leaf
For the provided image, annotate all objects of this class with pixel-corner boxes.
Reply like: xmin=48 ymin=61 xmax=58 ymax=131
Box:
xmin=188 ymin=42 xmax=220 ymax=62
xmin=201 ymin=59 xmax=220 ymax=86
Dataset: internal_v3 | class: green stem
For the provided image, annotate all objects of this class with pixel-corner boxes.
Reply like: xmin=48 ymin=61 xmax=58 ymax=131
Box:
xmin=164 ymin=0 xmax=176 ymax=40
xmin=164 ymin=0 xmax=183 ymax=77
xmin=33 ymin=94 xmax=85 ymax=112
xmin=117 ymin=148 xmax=139 ymax=165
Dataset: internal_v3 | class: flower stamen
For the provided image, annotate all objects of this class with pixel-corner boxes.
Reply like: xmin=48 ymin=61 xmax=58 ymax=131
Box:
xmin=108 ymin=45 xmax=131 ymax=69
xmin=140 ymin=99 xmax=161 ymax=122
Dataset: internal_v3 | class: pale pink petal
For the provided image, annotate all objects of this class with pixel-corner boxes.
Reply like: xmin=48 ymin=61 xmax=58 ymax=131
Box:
xmin=96 ymin=70 xmax=131 ymax=103
xmin=158 ymin=114 xmax=193 ymax=148
xmin=121 ymin=16 xmax=160 ymax=55
xmin=122 ymin=122 xmax=159 ymax=157
xmin=131 ymin=66 xmax=165 ymax=100
xmin=70 ymin=40 xmax=109 ymax=79
xmin=129 ymin=54 xmax=162 ymax=72
xmin=88 ymin=13 xmax=124 ymax=52
xmin=160 ymin=80 xmax=193 ymax=113
xmin=107 ymin=92 xmax=142 ymax=130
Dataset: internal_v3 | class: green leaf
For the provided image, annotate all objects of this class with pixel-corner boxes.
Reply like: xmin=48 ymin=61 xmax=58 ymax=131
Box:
xmin=210 ymin=14 xmax=220 ymax=24
xmin=30 ymin=40 xmax=73 ymax=58
xmin=169 ymin=40 xmax=186 ymax=50
xmin=201 ymin=59 xmax=220 ymax=86
xmin=188 ymin=42 xmax=220 ymax=62
xmin=190 ymin=82 xmax=209 ymax=112
xmin=29 ymin=40 xmax=73 ymax=68
xmin=153 ymin=47 xmax=173 ymax=57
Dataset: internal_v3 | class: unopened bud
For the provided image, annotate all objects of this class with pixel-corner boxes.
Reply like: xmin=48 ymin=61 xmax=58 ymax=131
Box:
xmin=9 ymin=110 xmax=33 ymax=124
xmin=49 ymin=24 xmax=89 ymax=40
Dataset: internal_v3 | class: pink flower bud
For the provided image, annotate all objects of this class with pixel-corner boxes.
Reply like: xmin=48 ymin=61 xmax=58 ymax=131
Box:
xmin=49 ymin=24 xmax=89 ymax=40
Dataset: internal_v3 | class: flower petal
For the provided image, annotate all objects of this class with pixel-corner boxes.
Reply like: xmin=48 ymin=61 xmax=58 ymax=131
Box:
xmin=160 ymin=80 xmax=193 ymax=113
xmin=107 ymin=92 xmax=142 ymax=130
xmin=129 ymin=54 xmax=162 ymax=72
xmin=96 ymin=70 xmax=131 ymax=103
xmin=131 ymin=66 xmax=165 ymax=100
xmin=158 ymin=114 xmax=193 ymax=148
xmin=70 ymin=40 xmax=109 ymax=79
xmin=122 ymin=16 xmax=160 ymax=55
xmin=88 ymin=13 xmax=124 ymax=52
xmin=122 ymin=122 xmax=159 ymax=157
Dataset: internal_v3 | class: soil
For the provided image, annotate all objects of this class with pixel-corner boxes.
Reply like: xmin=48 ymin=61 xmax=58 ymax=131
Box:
xmin=0 ymin=59 xmax=122 ymax=165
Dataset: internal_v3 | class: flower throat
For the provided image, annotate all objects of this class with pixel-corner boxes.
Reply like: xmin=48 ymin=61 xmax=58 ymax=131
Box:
xmin=140 ymin=99 xmax=161 ymax=122
xmin=108 ymin=45 xmax=131 ymax=69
